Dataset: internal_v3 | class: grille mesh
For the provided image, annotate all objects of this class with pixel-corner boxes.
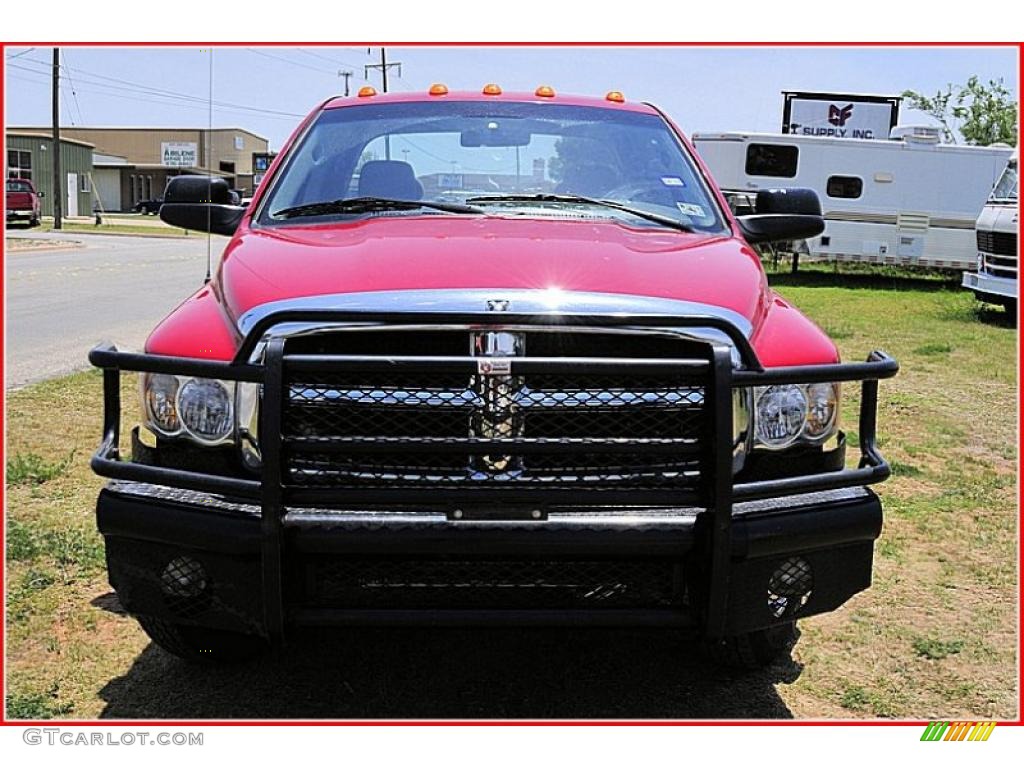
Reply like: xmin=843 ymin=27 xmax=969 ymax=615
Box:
xmin=282 ymin=357 xmax=708 ymax=493
xmin=977 ymin=229 xmax=1017 ymax=258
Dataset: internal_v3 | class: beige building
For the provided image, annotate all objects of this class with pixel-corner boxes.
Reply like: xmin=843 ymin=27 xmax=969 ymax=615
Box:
xmin=10 ymin=126 xmax=269 ymax=210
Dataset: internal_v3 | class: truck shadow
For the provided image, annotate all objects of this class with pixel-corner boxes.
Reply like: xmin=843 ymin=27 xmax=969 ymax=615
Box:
xmin=97 ymin=627 xmax=800 ymax=719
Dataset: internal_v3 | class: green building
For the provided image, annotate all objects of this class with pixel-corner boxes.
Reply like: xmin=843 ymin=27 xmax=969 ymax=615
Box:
xmin=6 ymin=132 xmax=95 ymax=218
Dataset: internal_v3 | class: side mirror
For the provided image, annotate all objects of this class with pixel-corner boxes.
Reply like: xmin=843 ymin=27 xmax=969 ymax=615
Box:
xmin=736 ymin=187 xmax=824 ymax=244
xmin=160 ymin=175 xmax=245 ymax=236
xmin=37 ymin=191 xmax=45 ymax=198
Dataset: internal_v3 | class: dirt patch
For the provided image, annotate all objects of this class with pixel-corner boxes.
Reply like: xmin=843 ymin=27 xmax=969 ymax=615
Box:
xmin=5 ymin=237 xmax=82 ymax=252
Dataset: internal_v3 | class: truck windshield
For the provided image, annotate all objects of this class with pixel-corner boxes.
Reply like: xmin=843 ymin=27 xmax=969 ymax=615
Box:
xmin=257 ymin=100 xmax=727 ymax=234
xmin=989 ymin=161 xmax=1018 ymax=203
xmin=6 ymin=180 xmax=32 ymax=193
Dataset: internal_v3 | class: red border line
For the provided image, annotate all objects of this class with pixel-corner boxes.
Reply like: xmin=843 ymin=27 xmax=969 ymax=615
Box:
xmin=1 ymin=40 xmax=1021 ymax=728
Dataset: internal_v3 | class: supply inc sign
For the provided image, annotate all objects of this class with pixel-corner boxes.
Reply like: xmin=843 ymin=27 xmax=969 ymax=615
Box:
xmin=782 ymin=91 xmax=901 ymax=140
xmin=161 ymin=141 xmax=198 ymax=168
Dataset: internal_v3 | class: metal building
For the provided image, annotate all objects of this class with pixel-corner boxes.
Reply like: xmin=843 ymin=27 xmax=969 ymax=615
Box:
xmin=6 ymin=132 xmax=95 ymax=218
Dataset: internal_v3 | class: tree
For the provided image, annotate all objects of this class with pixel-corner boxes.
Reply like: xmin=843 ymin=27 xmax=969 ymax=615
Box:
xmin=902 ymin=77 xmax=1018 ymax=146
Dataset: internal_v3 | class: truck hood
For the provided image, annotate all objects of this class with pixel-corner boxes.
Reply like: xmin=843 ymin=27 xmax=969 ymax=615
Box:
xmin=217 ymin=216 xmax=771 ymax=331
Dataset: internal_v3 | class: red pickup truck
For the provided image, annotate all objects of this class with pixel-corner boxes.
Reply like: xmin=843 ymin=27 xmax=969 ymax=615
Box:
xmin=90 ymin=87 xmax=897 ymax=669
xmin=5 ymin=178 xmax=42 ymax=227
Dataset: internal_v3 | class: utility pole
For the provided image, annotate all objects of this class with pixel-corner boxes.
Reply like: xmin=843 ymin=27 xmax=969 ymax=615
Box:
xmin=51 ymin=47 xmax=63 ymax=229
xmin=364 ymin=46 xmax=400 ymax=93
xmin=339 ymin=70 xmax=353 ymax=97
xmin=364 ymin=48 xmax=402 ymax=159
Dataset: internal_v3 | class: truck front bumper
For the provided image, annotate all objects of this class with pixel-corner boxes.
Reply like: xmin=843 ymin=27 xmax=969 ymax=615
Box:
xmin=98 ymin=480 xmax=882 ymax=638
xmin=962 ymin=270 xmax=1017 ymax=301
xmin=88 ymin=310 xmax=897 ymax=646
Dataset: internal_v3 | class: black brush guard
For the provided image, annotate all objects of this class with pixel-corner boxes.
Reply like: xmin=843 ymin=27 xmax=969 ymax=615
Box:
xmin=89 ymin=310 xmax=898 ymax=645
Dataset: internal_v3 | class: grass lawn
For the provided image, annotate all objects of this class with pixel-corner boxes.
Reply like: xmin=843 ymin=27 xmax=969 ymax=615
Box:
xmin=11 ymin=221 xmax=199 ymax=238
xmin=3 ymin=263 xmax=1018 ymax=719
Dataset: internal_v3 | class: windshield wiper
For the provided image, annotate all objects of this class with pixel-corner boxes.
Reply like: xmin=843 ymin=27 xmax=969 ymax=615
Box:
xmin=465 ymin=193 xmax=693 ymax=232
xmin=272 ymin=196 xmax=486 ymax=220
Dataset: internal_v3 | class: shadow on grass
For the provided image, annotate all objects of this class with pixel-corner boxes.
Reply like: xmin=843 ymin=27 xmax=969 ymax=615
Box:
xmin=767 ymin=268 xmax=960 ymax=294
xmin=973 ymin=304 xmax=1018 ymax=329
xmin=97 ymin=627 xmax=801 ymax=719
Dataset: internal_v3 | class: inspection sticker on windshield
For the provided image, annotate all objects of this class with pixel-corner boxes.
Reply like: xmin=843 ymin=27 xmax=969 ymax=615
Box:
xmin=676 ymin=202 xmax=705 ymax=218
xmin=660 ymin=176 xmax=685 ymax=187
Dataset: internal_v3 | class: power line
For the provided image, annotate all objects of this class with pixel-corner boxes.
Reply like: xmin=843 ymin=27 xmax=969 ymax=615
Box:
xmin=6 ymin=69 xmax=303 ymax=123
xmin=5 ymin=47 xmax=36 ymax=60
xmin=61 ymin=50 xmax=85 ymax=125
xmin=8 ymin=59 xmax=305 ymax=120
xmin=15 ymin=56 xmax=307 ymax=118
xmin=296 ymin=47 xmax=367 ymax=73
xmin=246 ymin=47 xmax=338 ymax=75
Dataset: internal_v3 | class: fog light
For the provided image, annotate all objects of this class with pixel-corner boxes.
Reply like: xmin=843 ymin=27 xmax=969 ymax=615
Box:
xmin=768 ymin=556 xmax=813 ymax=618
xmin=160 ymin=556 xmax=208 ymax=599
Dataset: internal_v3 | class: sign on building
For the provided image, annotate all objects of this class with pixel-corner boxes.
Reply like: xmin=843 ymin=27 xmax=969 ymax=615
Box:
xmin=252 ymin=151 xmax=277 ymax=188
xmin=782 ymin=91 xmax=901 ymax=140
xmin=161 ymin=141 xmax=198 ymax=168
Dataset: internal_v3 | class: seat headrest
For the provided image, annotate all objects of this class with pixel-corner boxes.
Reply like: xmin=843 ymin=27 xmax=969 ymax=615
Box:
xmin=357 ymin=160 xmax=423 ymax=200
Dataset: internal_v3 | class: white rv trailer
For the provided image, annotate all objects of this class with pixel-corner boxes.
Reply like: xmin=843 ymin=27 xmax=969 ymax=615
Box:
xmin=693 ymin=129 xmax=1013 ymax=270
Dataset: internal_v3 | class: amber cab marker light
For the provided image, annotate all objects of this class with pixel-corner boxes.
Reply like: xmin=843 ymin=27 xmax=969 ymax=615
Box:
xmin=606 ymin=91 xmax=626 ymax=103
xmin=357 ymin=86 xmax=377 ymax=98
xmin=535 ymin=85 xmax=556 ymax=98
xmin=482 ymin=83 xmax=502 ymax=96
xmin=429 ymin=83 xmax=449 ymax=96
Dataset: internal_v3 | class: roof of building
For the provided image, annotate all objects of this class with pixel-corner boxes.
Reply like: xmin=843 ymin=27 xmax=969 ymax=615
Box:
xmin=93 ymin=152 xmax=130 ymax=165
xmin=6 ymin=131 xmax=96 ymax=148
xmin=9 ymin=125 xmax=269 ymax=141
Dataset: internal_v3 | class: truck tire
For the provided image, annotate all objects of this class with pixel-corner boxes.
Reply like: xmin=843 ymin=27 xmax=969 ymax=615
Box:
xmin=136 ymin=615 xmax=268 ymax=665
xmin=703 ymin=621 xmax=798 ymax=670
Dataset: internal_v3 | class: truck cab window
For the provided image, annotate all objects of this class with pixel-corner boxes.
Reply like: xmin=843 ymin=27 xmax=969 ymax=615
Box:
xmin=826 ymin=175 xmax=863 ymax=199
xmin=745 ymin=143 xmax=799 ymax=178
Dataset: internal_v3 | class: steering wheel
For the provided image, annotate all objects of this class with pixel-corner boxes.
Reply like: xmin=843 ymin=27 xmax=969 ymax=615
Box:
xmin=602 ymin=180 xmax=677 ymax=206
xmin=555 ymin=163 xmax=622 ymax=198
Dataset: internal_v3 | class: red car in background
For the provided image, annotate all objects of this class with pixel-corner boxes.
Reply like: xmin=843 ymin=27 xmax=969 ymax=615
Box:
xmin=89 ymin=87 xmax=899 ymax=670
xmin=5 ymin=178 xmax=43 ymax=227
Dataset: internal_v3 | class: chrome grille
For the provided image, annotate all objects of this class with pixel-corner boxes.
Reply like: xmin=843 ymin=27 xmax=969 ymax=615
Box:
xmin=280 ymin=331 xmax=710 ymax=495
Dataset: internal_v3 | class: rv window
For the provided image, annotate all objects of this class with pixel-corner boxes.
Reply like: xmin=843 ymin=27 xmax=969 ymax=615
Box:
xmin=826 ymin=175 xmax=863 ymax=199
xmin=745 ymin=143 xmax=798 ymax=178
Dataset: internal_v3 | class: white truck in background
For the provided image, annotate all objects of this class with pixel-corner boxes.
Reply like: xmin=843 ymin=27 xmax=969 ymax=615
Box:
xmin=693 ymin=128 xmax=1012 ymax=270
xmin=963 ymin=152 xmax=1018 ymax=312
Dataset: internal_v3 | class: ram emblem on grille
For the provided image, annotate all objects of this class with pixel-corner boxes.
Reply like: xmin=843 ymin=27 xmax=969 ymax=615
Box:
xmin=472 ymin=300 xmax=524 ymax=473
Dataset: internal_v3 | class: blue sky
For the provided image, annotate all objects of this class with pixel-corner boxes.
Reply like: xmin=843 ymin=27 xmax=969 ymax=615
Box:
xmin=4 ymin=46 xmax=1017 ymax=149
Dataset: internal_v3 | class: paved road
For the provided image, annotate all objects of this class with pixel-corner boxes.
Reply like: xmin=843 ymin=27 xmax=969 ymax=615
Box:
xmin=5 ymin=231 xmax=225 ymax=388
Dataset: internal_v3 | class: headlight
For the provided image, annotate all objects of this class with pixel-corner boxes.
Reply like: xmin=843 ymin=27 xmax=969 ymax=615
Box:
xmin=755 ymin=385 xmax=807 ymax=448
xmin=141 ymin=374 xmax=235 ymax=445
xmin=178 ymin=378 xmax=234 ymax=443
xmin=803 ymin=382 xmax=839 ymax=440
xmin=753 ymin=382 xmax=840 ymax=450
xmin=142 ymin=374 xmax=180 ymax=434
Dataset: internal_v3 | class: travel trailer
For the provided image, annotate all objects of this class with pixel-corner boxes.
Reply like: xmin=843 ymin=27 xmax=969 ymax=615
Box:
xmin=693 ymin=129 xmax=1012 ymax=270
xmin=963 ymin=152 xmax=1018 ymax=311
